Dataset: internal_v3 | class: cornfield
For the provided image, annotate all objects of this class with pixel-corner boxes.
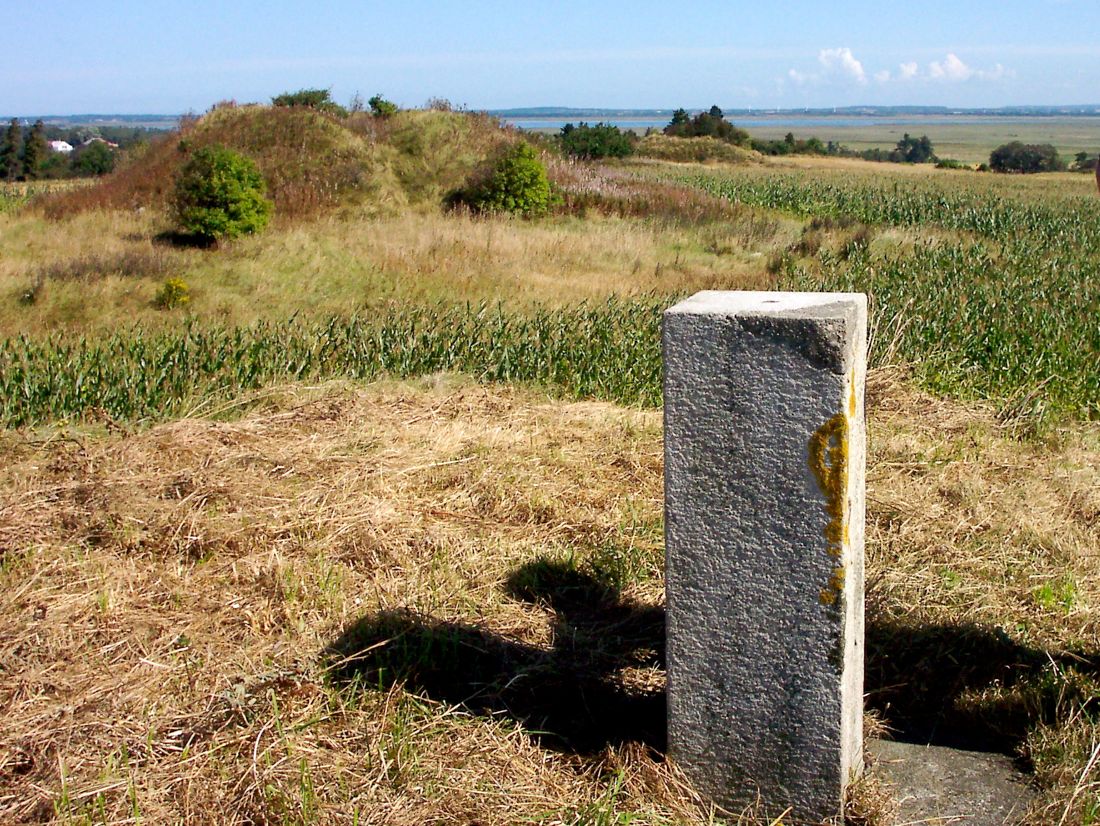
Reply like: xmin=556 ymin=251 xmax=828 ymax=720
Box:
xmin=0 ymin=299 xmax=665 ymax=427
xmin=672 ymin=169 xmax=1100 ymax=423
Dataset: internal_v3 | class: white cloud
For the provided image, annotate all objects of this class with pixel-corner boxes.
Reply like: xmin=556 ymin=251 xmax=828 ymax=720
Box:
xmin=784 ymin=47 xmax=868 ymax=87
xmin=819 ymin=47 xmax=868 ymax=85
xmin=788 ymin=68 xmax=815 ymax=85
xmin=922 ymin=53 xmax=1014 ymax=83
xmin=977 ymin=63 xmax=1011 ymax=81
xmin=782 ymin=48 xmax=1012 ymax=92
xmin=929 ymin=53 xmax=973 ymax=81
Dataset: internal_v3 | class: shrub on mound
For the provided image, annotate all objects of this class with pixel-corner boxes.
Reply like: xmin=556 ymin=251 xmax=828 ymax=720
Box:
xmin=174 ymin=145 xmax=273 ymax=241
xmin=558 ymin=122 xmax=636 ymax=159
xmin=458 ymin=142 xmax=553 ymax=217
xmin=271 ymin=87 xmax=348 ymax=117
xmin=635 ymin=134 xmax=759 ymax=164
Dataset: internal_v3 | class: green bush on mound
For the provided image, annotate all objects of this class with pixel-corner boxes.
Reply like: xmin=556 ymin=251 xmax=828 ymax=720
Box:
xmin=459 ymin=142 xmax=553 ymax=217
xmin=272 ymin=88 xmax=348 ymax=117
xmin=635 ymin=133 xmax=758 ymax=164
xmin=173 ymin=145 xmax=273 ymax=241
xmin=558 ymin=122 xmax=636 ymax=159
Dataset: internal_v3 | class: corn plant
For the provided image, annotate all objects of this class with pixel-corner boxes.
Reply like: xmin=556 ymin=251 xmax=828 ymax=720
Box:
xmin=665 ymin=168 xmax=1100 ymax=424
xmin=0 ymin=299 xmax=666 ymax=428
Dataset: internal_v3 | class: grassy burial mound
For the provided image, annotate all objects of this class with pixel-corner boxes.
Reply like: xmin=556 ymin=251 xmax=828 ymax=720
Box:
xmin=39 ymin=103 xmax=515 ymax=220
xmin=634 ymin=133 xmax=762 ymax=165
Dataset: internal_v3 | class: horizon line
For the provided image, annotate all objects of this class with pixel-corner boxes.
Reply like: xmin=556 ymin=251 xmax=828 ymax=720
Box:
xmin=4 ymin=102 xmax=1100 ymax=121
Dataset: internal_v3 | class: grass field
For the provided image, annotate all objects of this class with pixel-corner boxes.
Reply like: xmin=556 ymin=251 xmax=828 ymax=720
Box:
xmin=653 ymin=160 xmax=1100 ymax=424
xmin=1 ymin=376 xmax=1096 ymax=824
xmin=1 ymin=108 xmax=1098 ymax=824
xmin=735 ymin=115 xmax=1100 ymax=165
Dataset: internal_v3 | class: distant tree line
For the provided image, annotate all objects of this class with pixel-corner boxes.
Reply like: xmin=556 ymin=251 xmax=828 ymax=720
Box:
xmin=556 ymin=108 xmax=1091 ymax=177
xmin=0 ymin=118 xmax=157 ymax=181
xmin=749 ymin=130 xmax=938 ymax=165
xmin=751 ymin=132 xmax=828 ymax=156
xmin=857 ymin=133 xmax=936 ymax=164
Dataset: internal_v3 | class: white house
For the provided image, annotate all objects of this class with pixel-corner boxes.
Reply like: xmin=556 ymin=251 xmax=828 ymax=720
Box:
xmin=48 ymin=140 xmax=73 ymax=154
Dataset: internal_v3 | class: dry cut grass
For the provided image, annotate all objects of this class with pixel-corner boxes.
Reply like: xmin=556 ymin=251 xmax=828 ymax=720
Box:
xmin=0 ymin=377 xmax=691 ymax=824
xmin=863 ymin=370 xmax=1100 ymax=824
xmin=0 ymin=374 xmax=1096 ymax=824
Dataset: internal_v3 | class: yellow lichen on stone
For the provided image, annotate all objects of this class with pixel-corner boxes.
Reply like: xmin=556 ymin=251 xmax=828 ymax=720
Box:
xmin=848 ymin=369 xmax=857 ymax=418
xmin=819 ymin=567 xmax=846 ymax=606
xmin=810 ymin=408 xmax=850 ymax=604
xmin=809 ymin=413 xmax=849 ymax=547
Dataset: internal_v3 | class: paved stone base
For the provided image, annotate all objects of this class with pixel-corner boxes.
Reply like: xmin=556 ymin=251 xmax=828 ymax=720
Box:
xmin=870 ymin=739 xmax=1035 ymax=825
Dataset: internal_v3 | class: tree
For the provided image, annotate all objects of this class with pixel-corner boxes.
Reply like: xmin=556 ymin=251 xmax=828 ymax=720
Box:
xmin=989 ymin=142 xmax=1064 ymax=173
xmin=1071 ymin=151 xmax=1096 ymax=172
xmin=72 ymin=141 xmax=115 ymax=176
xmin=21 ymin=120 xmax=46 ymax=180
xmin=664 ymin=107 xmax=749 ymax=146
xmin=890 ymin=133 xmax=936 ymax=164
xmin=368 ymin=94 xmax=398 ymax=118
xmin=173 ymin=146 xmax=273 ymax=241
xmin=0 ymin=119 xmax=21 ymax=181
xmin=558 ymin=122 xmax=636 ymax=159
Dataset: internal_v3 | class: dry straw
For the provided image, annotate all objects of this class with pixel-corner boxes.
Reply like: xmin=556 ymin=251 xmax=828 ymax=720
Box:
xmin=2 ymin=372 xmax=1097 ymax=823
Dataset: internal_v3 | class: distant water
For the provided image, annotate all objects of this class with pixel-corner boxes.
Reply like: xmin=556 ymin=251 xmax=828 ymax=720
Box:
xmin=505 ymin=117 xmax=671 ymax=131
xmin=503 ymin=115 xmax=1053 ymax=132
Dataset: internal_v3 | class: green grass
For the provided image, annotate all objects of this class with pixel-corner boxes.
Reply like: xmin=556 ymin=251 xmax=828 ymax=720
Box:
xmin=737 ymin=115 xmax=1100 ymax=165
xmin=6 ymin=151 xmax=1098 ymax=431
xmin=0 ymin=183 xmax=50 ymax=214
xmin=664 ymin=167 xmax=1100 ymax=424
xmin=0 ymin=299 xmax=665 ymax=427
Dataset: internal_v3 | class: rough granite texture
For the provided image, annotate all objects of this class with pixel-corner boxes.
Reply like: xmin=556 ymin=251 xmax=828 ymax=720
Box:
xmin=663 ymin=291 xmax=867 ymax=821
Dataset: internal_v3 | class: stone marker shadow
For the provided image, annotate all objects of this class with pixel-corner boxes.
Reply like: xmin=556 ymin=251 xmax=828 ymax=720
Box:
xmin=325 ymin=561 xmax=1096 ymax=764
xmin=865 ymin=617 xmax=1098 ymax=756
xmin=324 ymin=557 xmax=666 ymax=754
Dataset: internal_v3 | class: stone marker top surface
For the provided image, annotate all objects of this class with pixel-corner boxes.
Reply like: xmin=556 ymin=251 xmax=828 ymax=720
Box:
xmin=666 ymin=290 xmax=866 ymax=318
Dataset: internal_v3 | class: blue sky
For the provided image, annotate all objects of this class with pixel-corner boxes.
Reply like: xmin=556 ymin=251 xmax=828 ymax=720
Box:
xmin=5 ymin=0 xmax=1100 ymax=114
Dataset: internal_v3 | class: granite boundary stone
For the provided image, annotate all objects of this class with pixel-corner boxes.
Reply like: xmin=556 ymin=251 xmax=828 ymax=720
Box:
xmin=663 ymin=290 xmax=867 ymax=820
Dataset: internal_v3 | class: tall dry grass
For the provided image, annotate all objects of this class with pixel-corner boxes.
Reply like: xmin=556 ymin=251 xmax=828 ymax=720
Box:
xmin=0 ymin=204 xmax=791 ymax=338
